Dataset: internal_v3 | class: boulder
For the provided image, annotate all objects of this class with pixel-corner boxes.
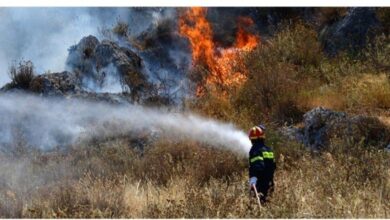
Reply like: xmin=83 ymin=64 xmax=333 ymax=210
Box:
xmin=66 ymin=35 xmax=100 ymax=77
xmin=95 ymin=40 xmax=142 ymax=72
xmin=301 ymin=107 xmax=348 ymax=149
xmin=66 ymin=35 xmax=150 ymax=98
xmin=281 ymin=107 xmax=390 ymax=150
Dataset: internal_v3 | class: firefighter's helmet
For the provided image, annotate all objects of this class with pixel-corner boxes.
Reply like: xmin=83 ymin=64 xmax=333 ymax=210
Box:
xmin=248 ymin=126 xmax=265 ymax=140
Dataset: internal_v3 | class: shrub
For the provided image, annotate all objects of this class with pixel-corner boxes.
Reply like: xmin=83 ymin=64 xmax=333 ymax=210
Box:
xmin=232 ymin=43 xmax=304 ymax=124
xmin=8 ymin=60 xmax=35 ymax=89
xmin=363 ymin=34 xmax=390 ymax=73
xmin=271 ymin=22 xmax=324 ymax=67
xmin=188 ymin=22 xmax=328 ymax=125
xmin=227 ymin=22 xmax=328 ymax=124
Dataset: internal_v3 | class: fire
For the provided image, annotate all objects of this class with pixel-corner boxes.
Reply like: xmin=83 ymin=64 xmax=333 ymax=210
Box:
xmin=179 ymin=7 xmax=260 ymax=96
xmin=235 ymin=17 xmax=259 ymax=50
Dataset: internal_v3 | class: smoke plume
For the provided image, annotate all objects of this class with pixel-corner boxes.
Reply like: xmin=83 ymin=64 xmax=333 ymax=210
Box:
xmin=0 ymin=8 xmax=131 ymax=86
xmin=0 ymin=92 xmax=251 ymax=155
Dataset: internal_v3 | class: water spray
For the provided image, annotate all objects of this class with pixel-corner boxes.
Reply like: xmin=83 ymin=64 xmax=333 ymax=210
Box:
xmin=0 ymin=93 xmax=251 ymax=155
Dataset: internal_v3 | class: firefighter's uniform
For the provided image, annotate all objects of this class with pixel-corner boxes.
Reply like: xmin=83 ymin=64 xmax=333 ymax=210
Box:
xmin=248 ymin=125 xmax=276 ymax=204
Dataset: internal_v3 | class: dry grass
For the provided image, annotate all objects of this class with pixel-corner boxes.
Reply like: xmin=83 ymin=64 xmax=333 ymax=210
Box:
xmin=0 ymin=135 xmax=389 ymax=218
xmin=299 ymin=73 xmax=390 ymax=113
xmin=212 ymin=24 xmax=390 ymax=124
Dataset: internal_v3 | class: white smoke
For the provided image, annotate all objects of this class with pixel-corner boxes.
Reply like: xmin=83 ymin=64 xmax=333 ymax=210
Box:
xmin=81 ymin=63 xmax=124 ymax=93
xmin=0 ymin=8 xmax=130 ymax=87
xmin=0 ymin=7 xmax=190 ymax=99
xmin=0 ymin=92 xmax=251 ymax=155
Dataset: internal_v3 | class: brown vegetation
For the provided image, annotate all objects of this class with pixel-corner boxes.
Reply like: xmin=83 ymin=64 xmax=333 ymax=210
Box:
xmin=8 ymin=60 xmax=35 ymax=90
xmin=199 ymin=22 xmax=390 ymax=124
xmin=1 ymin=18 xmax=389 ymax=218
xmin=1 ymin=134 xmax=389 ymax=218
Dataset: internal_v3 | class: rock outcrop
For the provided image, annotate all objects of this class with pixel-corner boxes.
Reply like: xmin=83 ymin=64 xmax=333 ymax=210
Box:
xmin=29 ymin=71 xmax=83 ymax=96
xmin=66 ymin=35 xmax=151 ymax=100
xmin=320 ymin=7 xmax=379 ymax=56
xmin=1 ymin=35 xmax=164 ymax=104
xmin=281 ymin=107 xmax=390 ymax=150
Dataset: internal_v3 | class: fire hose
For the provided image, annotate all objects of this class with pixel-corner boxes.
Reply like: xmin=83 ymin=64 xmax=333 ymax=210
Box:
xmin=251 ymin=184 xmax=262 ymax=209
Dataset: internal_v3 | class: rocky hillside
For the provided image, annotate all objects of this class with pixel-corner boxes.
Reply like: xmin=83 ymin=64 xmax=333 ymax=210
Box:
xmin=281 ymin=107 xmax=390 ymax=151
xmin=1 ymin=8 xmax=389 ymax=150
xmin=1 ymin=36 xmax=172 ymax=105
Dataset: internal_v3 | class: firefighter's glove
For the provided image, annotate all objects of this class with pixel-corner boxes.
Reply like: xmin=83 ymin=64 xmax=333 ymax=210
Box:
xmin=249 ymin=177 xmax=257 ymax=187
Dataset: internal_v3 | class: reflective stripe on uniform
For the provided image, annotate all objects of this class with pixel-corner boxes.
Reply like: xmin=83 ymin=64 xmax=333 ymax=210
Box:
xmin=262 ymin=151 xmax=274 ymax=159
xmin=250 ymin=156 xmax=263 ymax=163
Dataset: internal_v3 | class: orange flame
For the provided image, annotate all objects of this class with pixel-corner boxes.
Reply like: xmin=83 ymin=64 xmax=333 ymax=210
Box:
xmin=179 ymin=7 xmax=260 ymax=96
xmin=235 ymin=17 xmax=259 ymax=51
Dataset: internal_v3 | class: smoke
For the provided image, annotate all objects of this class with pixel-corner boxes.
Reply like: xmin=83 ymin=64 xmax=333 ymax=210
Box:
xmin=0 ymin=7 xmax=191 ymax=99
xmin=126 ymin=8 xmax=177 ymax=37
xmin=130 ymin=8 xmax=191 ymax=98
xmin=81 ymin=63 xmax=124 ymax=93
xmin=0 ymin=8 xmax=261 ymax=99
xmin=0 ymin=8 xmax=130 ymax=87
xmin=0 ymin=92 xmax=251 ymax=155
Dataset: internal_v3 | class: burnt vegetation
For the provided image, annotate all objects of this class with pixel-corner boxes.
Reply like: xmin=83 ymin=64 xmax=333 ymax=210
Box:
xmin=7 ymin=60 xmax=35 ymax=90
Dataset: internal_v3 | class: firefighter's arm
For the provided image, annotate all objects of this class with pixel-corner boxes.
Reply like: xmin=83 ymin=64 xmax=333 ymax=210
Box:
xmin=249 ymin=152 xmax=265 ymax=177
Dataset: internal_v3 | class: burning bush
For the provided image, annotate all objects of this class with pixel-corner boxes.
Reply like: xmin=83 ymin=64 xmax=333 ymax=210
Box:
xmin=230 ymin=22 xmax=324 ymax=124
xmin=179 ymin=7 xmax=259 ymax=96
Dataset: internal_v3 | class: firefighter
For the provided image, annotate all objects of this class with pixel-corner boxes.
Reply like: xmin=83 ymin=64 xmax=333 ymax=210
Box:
xmin=248 ymin=125 xmax=276 ymax=204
